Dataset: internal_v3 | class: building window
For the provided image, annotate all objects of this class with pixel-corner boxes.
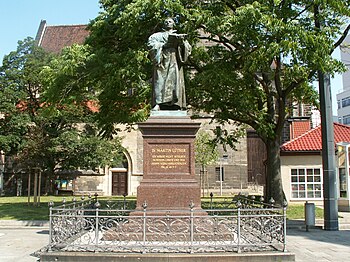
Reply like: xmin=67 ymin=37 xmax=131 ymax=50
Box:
xmin=215 ymin=167 xmax=224 ymax=181
xmin=342 ymin=97 xmax=350 ymax=108
xmin=291 ymin=168 xmax=322 ymax=199
xmin=338 ymin=100 xmax=341 ymax=109
xmin=343 ymin=114 xmax=350 ymax=125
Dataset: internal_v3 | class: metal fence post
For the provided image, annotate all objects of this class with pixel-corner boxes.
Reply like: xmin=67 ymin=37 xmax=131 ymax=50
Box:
xmin=48 ymin=200 xmax=54 ymax=252
xmin=72 ymin=197 xmax=76 ymax=209
xmin=80 ymin=195 xmax=85 ymax=209
xmin=123 ymin=192 xmax=127 ymax=210
xmin=142 ymin=201 xmax=147 ymax=254
xmin=189 ymin=201 xmax=195 ymax=253
xmin=237 ymin=200 xmax=241 ymax=253
xmin=95 ymin=201 xmax=100 ymax=248
xmin=283 ymin=200 xmax=288 ymax=252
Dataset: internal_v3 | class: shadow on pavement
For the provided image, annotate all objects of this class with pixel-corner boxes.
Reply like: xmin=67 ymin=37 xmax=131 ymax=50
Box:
xmin=287 ymin=227 xmax=350 ymax=249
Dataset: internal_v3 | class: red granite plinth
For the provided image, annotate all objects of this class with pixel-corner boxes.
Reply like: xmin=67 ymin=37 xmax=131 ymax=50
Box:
xmin=136 ymin=179 xmax=201 ymax=213
xmin=135 ymin=114 xmax=203 ymax=214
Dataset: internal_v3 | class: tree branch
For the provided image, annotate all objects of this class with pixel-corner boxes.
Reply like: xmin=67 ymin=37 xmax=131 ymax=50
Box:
xmin=198 ymin=35 xmax=236 ymax=52
xmin=333 ymin=23 xmax=350 ymax=53
xmin=274 ymin=56 xmax=283 ymax=98
xmin=289 ymin=4 xmax=313 ymax=22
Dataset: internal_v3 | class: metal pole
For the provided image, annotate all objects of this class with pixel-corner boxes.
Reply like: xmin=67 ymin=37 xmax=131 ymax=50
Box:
xmin=220 ymin=159 xmax=223 ymax=196
xmin=95 ymin=207 xmax=99 ymax=246
xmin=237 ymin=201 xmax=241 ymax=253
xmin=48 ymin=200 xmax=54 ymax=252
xmin=319 ymin=72 xmax=339 ymax=231
xmin=142 ymin=201 xmax=147 ymax=254
xmin=190 ymin=202 xmax=194 ymax=253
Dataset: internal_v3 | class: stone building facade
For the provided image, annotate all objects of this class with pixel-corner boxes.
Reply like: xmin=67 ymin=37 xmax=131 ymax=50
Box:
xmin=70 ymin=118 xmax=248 ymax=197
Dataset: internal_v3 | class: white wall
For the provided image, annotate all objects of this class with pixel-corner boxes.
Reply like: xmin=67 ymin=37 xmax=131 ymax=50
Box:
xmin=337 ymin=35 xmax=350 ymax=121
xmin=341 ymin=34 xmax=350 ymax=92
xmin=281 ymin=154 xmax=323 ymax=203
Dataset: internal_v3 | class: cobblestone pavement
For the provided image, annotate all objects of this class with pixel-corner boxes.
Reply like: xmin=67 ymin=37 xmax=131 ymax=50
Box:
xmin=0 ymin=227 xmax=47 ymax=262
xmin=287 ymin=227 xmax=350 ymax=262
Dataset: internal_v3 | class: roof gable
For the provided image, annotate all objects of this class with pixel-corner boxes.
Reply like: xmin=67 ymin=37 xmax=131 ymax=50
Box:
xmin=281 ymin=122 xmax=350 ymax=152
xmin=38 ymin=23 xmax=89 ymax=53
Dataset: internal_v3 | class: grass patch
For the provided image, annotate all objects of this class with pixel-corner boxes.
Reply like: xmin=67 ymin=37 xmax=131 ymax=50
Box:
xmin=0 ymin=196 xmax=64 ymax=220
xmin=286 ymin=204 xmax=324 ymax=220
xmin=0 ymin=196 xmax=324 ymax=221
xmin=0 ymin=196 xmax=137 ymax=221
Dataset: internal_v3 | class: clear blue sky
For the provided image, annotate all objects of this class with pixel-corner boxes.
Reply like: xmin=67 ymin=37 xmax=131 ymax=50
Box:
xmin=0 ymin=0 xmax=101 ymax=63
xmin=0 ymin=0 xmax=343 ymax=113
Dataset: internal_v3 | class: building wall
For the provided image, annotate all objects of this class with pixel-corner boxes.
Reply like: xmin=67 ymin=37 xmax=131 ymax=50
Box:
xmin=337 ymin=89 xmax=350 ymax=124
xmin=341 ymin=35 xmax=350 ymax=92
xmin=193 ymin=119 xmax=248 ymax=196
xmin=200 ymin=141 xmax=247 ymax=193
xmin=115 ymin=124 xmax=143 ymax=195
xmin=337 ymin=34 xmax=350 ymax=123
xmin=69 ymin=118 xmax=249 ymax=197
xmin=281 ymin=154 xmax=323 ymax=204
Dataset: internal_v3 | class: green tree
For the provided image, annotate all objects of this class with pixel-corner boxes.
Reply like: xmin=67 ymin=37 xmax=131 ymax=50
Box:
xmin=195 ymin=130 xmax=219 ymax=196
xmin=0 ymin=37 xmax=50 ymax=157
xmin=65 ymin=0 xmax=350 ymax=204
xmin=186 ymin=1 xmax=350 ymax=204
xmin=0 ymin=38 xmax=123 ymax=194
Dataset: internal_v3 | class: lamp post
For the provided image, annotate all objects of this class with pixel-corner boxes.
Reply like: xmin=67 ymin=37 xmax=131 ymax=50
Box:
xmin=319 ymin=72 xmax=339 ymax=231
xmin=315 ymin=3 xmax=338 ymax=231
xmin=219 ymin=154 xmax=228 ymax=196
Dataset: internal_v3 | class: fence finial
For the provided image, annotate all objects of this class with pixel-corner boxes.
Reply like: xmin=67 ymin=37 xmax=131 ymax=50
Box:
xmin=189 ymin=200 xmax=195 ymax=209
xmin=142 ymin=200 xmax=148 ymax=210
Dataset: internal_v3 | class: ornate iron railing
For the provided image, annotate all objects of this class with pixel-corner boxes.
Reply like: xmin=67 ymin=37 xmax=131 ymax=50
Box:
xmin=47 ymin=196 xmax=287 ymax=254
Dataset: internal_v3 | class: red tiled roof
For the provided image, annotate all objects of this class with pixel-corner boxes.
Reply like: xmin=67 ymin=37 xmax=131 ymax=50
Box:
xmin=281 ymin=122 xmax=350 ymax=152
xmin=290 ymin=120 xmax=310 ymax=140
xmin=39 ymin=24 xmax=89 ymax=53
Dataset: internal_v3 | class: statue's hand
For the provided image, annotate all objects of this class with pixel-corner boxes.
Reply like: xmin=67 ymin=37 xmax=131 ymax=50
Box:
xmin=156 ymin=62 xmax=165 ymax=69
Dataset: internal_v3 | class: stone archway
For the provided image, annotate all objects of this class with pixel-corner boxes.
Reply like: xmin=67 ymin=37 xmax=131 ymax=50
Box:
xmin=111 ymin=153 xmax=130 ymax=196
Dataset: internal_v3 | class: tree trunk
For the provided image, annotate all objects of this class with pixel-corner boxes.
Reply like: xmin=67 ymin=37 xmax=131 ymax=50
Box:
xmin=265 ymin=138 xmax=285 ymax=205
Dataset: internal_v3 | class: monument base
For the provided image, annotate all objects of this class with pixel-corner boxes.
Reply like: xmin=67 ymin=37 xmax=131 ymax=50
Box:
xmin=136 ymin=114 xmax=202 ymax=214
xmin=134 ymin=179 xmax=203 ymax=215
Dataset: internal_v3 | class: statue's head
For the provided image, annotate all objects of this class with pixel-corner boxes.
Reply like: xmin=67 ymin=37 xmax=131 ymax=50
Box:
xmin=164 ymin=18 xmax=175 ymax=30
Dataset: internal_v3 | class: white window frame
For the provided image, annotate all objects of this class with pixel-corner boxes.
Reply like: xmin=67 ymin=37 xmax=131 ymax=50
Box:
xmin=290 ymin=167 xmax=323 ymax=200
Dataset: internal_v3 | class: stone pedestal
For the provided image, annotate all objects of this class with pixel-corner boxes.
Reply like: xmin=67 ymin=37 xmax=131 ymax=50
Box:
xmin=136 ymin=114 xmax=202 ymax=212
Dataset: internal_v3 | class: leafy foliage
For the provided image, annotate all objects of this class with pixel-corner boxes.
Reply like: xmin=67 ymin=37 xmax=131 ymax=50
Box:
xmin=195 ymin=130 xmax=219 ymax=169
xmin=0 ymin=38 xmax=124 ymax=187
